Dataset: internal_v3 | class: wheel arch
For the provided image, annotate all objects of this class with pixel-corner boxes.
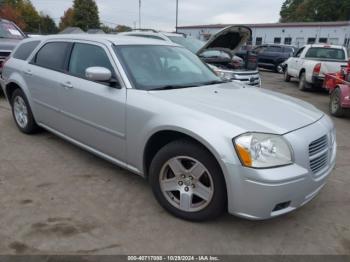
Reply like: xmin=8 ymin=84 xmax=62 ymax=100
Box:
xmin=143 ymin=130 xmax=224 ymax=180
xmin=299 ymin=68 xmax=306 ymax=78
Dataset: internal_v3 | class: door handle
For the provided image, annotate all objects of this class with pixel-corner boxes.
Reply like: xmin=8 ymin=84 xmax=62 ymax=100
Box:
xmin=61 ymin=82 xmax=73 ymax=89
xmin=24 ymin=70 xmax=32 ymax=76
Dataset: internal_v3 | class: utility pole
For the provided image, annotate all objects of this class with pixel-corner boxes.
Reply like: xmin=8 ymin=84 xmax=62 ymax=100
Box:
xmin=139 ymin=0 xmax=142 ymax=29
xmin=175 ymin=0 xmax=179 ymax=32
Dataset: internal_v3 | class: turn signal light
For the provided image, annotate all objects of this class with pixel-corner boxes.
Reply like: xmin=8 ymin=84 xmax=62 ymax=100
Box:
xmin=235 ymin=144 xmax=252 ymax=167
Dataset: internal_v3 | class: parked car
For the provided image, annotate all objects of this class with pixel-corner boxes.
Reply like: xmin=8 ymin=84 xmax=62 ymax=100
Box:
xmin=120 ymin=26 xmax=261 ymax=87
xmin=1 ymin=35 xmax=336 ymax=221
xmin=323 ymin=60 xmax=350 ymax=117
xmin=284 ymin=44 xmax=349 ymax=91
xmin=0 ymin=19 xmax=26 ymax=73
xmin=252 ymin=44 xmax=296 ymax=73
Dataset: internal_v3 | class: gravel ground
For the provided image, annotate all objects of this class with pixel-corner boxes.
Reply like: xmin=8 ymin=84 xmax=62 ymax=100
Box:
xmin=0 ymin=71 xmax=349 ymax=255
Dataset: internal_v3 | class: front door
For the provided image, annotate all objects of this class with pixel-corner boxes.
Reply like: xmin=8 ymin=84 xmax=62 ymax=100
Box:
xmin=58 ymin=42 xmax=127 ymax=162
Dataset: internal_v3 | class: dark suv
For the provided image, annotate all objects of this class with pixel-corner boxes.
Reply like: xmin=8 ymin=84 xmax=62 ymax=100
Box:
xmin=0 ymin=19 xmax=26 ymax=72
xmin=253 ymin=44 xmax=296 ymax=73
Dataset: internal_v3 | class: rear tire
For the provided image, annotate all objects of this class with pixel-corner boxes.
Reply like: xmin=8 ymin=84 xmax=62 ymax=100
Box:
xmin=11 ymin=89 xmax=40 ymax=134
xmin=298 ymin=72 xmax=308 ymax=91
xmin=284 ymin=69 xmax=291 ymax=82
xmin=149 ymin=139 xmax=226 ymax=221
xmin=330 ymin=88 xmax=345 ymax=117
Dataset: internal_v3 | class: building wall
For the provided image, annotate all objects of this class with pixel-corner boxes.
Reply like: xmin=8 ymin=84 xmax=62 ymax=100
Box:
xmin=178 ymin=24 xmax=350 ymax=48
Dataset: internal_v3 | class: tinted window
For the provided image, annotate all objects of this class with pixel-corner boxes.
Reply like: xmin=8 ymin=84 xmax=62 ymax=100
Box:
xmin=167 ymin=36 xmax=204 ymax=54
xmin=35 ymin=42 xmax=70 ymax=70
xmin=295 ymin=47 xmax=304 ymax=58
xmin=266 ymin=46 xmax=282 ymax=52
xmin=0 ymin=21 xmax=24 ymax=39
xmin=13 ymin=41 xmax=40 ymax=60
xmin=283 ymin=47 xmax=294 ymax=53
xmin=69 ymin=43 xmax=114 ymax=78
xmin=305 ymin=47 xmax=346 ymax=60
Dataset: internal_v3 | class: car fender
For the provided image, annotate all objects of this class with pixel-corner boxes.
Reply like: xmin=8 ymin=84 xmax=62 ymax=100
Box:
xmin=4 ymin=72 xmax=33 ymax=108
xmin=337 ymin=84 xmax=350 ymax=108
xmin=135 ymin=115 xmax=241 ymax=208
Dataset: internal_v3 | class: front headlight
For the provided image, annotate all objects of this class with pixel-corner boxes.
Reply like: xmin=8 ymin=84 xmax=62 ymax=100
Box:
xmin=234 ymin=133 xmax=293 ymax=168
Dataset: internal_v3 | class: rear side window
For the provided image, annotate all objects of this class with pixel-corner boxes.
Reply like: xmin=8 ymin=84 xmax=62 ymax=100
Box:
xmin=266 ymin=46 xmax=282 ymax=52
xmin=13 ymin=41 xmax=40 ymax=60
xmin=34 ymin=42 xmax=70 ymax=71
xmin=68 ymin=43 xmax=114 ymax=78
xmin=283 ymin=47 xmax=294 ymax=54
xmin=305 ymin=47 xmax=346 ymax=60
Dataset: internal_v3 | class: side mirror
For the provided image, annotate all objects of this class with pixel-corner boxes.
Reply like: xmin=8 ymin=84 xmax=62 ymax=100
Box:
xmin=85 ymin=67 xmax=112 ymax=82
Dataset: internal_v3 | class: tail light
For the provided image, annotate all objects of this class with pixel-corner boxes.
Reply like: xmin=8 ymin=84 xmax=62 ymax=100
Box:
xmin=313 ymin=63 xmax=321 ymax=76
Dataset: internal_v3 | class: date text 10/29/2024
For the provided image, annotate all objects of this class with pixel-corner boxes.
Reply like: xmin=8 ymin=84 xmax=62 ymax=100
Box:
xmin=127 ymin=256 xmax=220 ymax=261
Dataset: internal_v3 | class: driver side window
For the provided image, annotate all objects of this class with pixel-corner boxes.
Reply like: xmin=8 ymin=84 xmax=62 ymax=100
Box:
xmin=69 ymin=43 xmax=115 ymax=79
xmin=295 ymin=47 xmax=305 ymax=58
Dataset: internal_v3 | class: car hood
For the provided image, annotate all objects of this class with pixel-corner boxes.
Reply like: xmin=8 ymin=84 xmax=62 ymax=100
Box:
xmin=197 ymin=25 xmax=251 ymax=56
xmin=0 ymin=38 xmax=22 ymax=51
xmin=149 ymin=83 xmax=324 ymax=135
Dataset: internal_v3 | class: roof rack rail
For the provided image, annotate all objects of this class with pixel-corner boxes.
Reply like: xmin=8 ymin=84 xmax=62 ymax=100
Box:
xmin=132 ymin=28 xmax=159 ymax=33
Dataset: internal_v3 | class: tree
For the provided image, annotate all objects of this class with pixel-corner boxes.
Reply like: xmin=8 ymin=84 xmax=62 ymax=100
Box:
xmin=115 ymin=25 xmax=132 ymax=32
xmin=0 ymin=4 xmax=26 ymax=29
xmin=2 ymin=0 xmax=41 ymax=33
xmin=39 ymin=14 xmax=58 ymax=34
xmin=59 ymin=8 xmax=74 ymax=30
xmin=280 ymin=0 xmax=350 ymax=22
xmin=72 ymin=0 xmax=100 ymax=31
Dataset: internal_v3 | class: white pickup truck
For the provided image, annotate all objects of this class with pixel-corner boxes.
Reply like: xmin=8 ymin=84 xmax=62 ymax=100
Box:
xmin=284 ymin=44 xmax=348 ymax=91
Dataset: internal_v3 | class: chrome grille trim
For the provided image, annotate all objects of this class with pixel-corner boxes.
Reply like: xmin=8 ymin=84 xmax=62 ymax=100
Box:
xmin=309 ymin=135 xmax=329 ymax=174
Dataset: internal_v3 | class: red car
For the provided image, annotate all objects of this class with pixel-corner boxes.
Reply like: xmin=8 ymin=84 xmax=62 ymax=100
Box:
xmin=324 ymin=60 xmax=350 ymax=117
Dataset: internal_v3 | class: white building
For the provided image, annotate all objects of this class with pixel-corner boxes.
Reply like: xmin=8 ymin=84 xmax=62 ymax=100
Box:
xmin=177 ymin=21 xmax=350 ymax=48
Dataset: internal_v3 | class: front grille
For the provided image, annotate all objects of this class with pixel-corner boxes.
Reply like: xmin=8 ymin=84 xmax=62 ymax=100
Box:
xmin=0 ymin=51 xmax=11 ymax=58
xmin=309 ymin=135 xmax=329 ymax=174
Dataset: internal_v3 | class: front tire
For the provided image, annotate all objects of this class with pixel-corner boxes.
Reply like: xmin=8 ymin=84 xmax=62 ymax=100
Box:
xmin=330 ymin=88 xmax=345 ymax=117
xmin=149 ymin=139 xmax=226 ymax=221
xmin=11 ymin=89 xmax=39 ymax=134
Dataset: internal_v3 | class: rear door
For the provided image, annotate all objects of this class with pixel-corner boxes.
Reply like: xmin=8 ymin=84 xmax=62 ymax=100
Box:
xmin=58 ymin=41 xmax=127 ymax=162
xmin=26 ymin=41 xmax=71 ymax=129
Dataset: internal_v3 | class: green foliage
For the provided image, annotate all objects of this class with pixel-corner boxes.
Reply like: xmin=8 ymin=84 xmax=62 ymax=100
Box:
xmin=72 ymin=0 xmax=100 ymax=31
xmin=280 ymin=0 xmax=350 ymax=22
xmin=115 ymin=25 xmax=132 ymax=32
xmin=39 ymin=14 xmax=58 ymax=34
xmin=59 ymin=8 xmax=74 ymax=31
xmin=1 ymin=0 xmax=57 ymax=33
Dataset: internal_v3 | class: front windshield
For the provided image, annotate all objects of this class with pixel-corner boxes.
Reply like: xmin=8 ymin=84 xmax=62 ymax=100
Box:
xmin=167 ymin=35 xmax=204 ymax=54
xmin=114 ymin=45 xmax=221 ymax=90
xmin=0 ymin=22 xmax=24 ymax=39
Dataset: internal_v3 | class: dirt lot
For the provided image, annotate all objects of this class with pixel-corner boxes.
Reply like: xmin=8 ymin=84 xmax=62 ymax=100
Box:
xmin=0 ymin=71 xmax=349 ymax=255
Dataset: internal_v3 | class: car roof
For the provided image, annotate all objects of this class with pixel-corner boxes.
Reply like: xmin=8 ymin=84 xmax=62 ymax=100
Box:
xmin=25 ymin=34 xmax=179 ymax=47
xmin=306 ymin=44 xmax=345 ymax=49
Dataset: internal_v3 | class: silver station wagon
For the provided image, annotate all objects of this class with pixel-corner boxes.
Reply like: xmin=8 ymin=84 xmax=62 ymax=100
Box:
xmin=0 ymin=35 xmax=336 ymax=221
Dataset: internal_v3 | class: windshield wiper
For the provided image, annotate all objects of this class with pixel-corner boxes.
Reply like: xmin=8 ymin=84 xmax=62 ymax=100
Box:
xmin=150 ymin=84 xmax=200 ymax=91
xmin=201 ymin=80 xmax=229 ymax=86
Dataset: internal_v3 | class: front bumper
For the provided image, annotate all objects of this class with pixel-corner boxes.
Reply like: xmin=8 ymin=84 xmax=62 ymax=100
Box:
xmin=224 ymin=116 xmax=336 ymax=220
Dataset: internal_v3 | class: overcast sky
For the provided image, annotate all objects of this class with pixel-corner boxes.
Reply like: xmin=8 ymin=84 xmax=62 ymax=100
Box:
xmin=31 ymin=0 xmax=285 ymax=30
